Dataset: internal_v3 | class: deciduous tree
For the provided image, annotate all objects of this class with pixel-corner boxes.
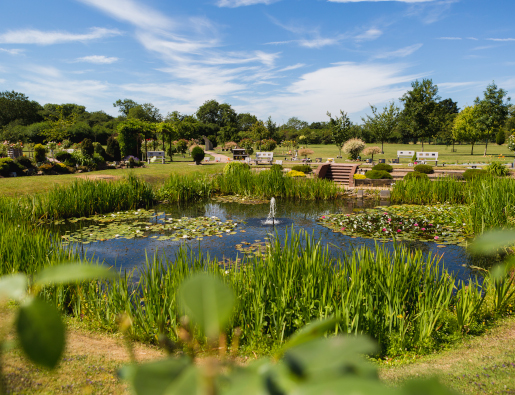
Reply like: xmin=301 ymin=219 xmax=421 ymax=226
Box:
xmin=361 ymin=102 xmax=399 ymax=154
xmin=327 ymin=110 xmax=352 ymax=158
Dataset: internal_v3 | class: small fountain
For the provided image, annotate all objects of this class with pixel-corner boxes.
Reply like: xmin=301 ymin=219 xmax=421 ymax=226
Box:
xmin=264 ymin=197 xmax=277 ymax=226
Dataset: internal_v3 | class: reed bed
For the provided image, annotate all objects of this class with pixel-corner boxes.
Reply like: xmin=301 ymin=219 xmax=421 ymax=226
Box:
xmin=392 ymin=177 xmax=515 ymax=234
xmin=156 ymin=169 xmax=340 ymax=202
xmin=48 ymin=230 xmax=512 ymax=356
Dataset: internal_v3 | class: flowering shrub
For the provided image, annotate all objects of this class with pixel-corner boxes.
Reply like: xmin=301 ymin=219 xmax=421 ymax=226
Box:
xmin=224 ymin=141 xmax=238 ymax=150
xmin=363 ymin=146 xmax=381 ymax=160
xmin=258 ymin=139 xmax=277 ymax=151
xmin=286 ymin=170 xmax=306 ymax=177
xmin=507 ymin=133 xmax=515 ymax=151
xmin=343 ymin=138 xmax=366 ymax=160
xmin=353 ymin=174 xmax=366 ymax=179
xmin=298 ymin=148 xmax=314 ymax=158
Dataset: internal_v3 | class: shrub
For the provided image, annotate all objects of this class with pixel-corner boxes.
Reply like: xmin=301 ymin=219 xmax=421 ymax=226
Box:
xmin=365 ymin=170 xmax=393 ymax=179
xmin=174 ymin=139 xmax=188 ymax=155
xmin=343 ymin=138 xmax=366 ymax=160
xmin=463 ymin=169 xmax=489 ymax=181
xmin=38 ymin=163 xmax=54 ymax=173
xmin=54 ymin=151 xmax=72 ymax=163
xmin=72 ymin=151 xmax=96 ymax=168
xmin=508 ymin=134 xmax=515 ymax=151
xmin=363 ymin=146 xmax=381 ymax=160
xmin=496 ymin=130 xmax=506 ymax=145
xmin=298 ymin=148 xmax=314 ymax=158
xmin=191 ymin=146 xmax=205 ymax=163
xmin=224 ymin=142 xmax=238 ymax=151
xmin=53 ymin=162 xmax=69 ymax=174
xmin=414 ymin=164 xmax=434 ymax=174
xmin=106 ymin=136 xmax=121 ymax=161
xmin=292 ymin=164 xmax=312 ymax=174
xmin=259 ymin=139 xmax=277 ymax=152
xmin=223 ymin=161 xmax=250 ymax=175
xmin=372 ymin=163 xmax=393 ymax=173
xmin=239 ymin=138 xmax=254 ymax=155
xmin=404 ymin=171 xmax=429 ymax=180
xmin=485 ymin=161 xmax=510 ymax=177
xmin=61 ymin=139 xmax=72 ymax=149
xmin=0 ymin=158 xmax=18 ymax=177
xmin=270 ymin=164 xmax=283 ymax=173
xmin=353 ymin=174 xmax=366 ymax=179
xmin=286 ymin=170 xmax=306 ymax=177
xmin=34 ymin=144 xmax=46 ymax=163
xmin=14 ymin=156 xmax=33 ymax=169
xmin=81 ymin=138 xmax=94 ymax=157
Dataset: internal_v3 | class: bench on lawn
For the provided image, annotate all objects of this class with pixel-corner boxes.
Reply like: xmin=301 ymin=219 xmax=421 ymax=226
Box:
xmin=397 ymin=150 xmax=415 ymax=161
xmin=275 ymin=160 xmax=283 ymax=165
xmin=147 ymin=151 xmax=165 ymax=164
xmin=255 ymin=152 xmax=273 ymax=165
xmin=416 ymin=152 xmax=439 ymax=165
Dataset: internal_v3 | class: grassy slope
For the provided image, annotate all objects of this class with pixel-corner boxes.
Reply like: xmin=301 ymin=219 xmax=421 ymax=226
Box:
xmin=381 ymin=315 xmax=515 ymax=394
xmin=0 ymin=161 xmax=225 ymax=197
xmin=234 ymin=143 xmax=514 ymax=165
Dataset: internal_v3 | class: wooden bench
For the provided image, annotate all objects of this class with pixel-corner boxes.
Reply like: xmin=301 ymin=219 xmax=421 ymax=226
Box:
xmin=416 ymin=152 xmax=439 ymax=165
xmin=397 ymin=150 xmax=415 ymax=161
xmin=147 ymin=151 xmax=165 ymax=164
xmin=255 ymin=152 xmax=273 ymax=165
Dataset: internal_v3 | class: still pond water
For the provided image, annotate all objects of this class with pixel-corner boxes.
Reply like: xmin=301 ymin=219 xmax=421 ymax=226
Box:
xmin=63 ymin=199 xmax=477 ymax=282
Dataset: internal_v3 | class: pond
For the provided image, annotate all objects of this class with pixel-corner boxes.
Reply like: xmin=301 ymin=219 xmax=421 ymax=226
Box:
xmin=55 ymin=198 xmax=479 ymax=282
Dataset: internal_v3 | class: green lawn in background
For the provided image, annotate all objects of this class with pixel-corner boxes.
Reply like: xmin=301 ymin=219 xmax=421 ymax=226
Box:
xmin=217 ymin=143 xmax=514 ymax=165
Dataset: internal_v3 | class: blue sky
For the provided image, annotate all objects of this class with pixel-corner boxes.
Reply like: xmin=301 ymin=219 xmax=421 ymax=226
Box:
xmin=0 ymin=0 xmax=514 ymax=123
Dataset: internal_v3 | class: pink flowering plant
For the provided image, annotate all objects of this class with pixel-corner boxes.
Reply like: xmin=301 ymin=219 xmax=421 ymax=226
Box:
xmin=318 ymin=204 xmax=470 ymax=244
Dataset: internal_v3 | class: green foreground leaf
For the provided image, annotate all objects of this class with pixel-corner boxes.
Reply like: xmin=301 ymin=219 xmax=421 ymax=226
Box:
xmin=0 ymin=273 xmax=27 ymax=301
xmin=16 ymin=297 xmax=65 ymax=369
xmin=34 ymin=262 xmax=117 ymax=287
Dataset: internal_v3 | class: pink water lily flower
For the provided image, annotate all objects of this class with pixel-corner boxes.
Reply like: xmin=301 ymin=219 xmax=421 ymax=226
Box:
xmin=434 ymin=236 xmax=439 ymax=240
xmin=421 ymin=228 xmax=426 ymax=231
xmin=397 ymin=229 xmax=402 ymax=233
xmin=414 ymin=223 xmax=419 ymax=227
xmin=321 ymin=216 xmax=326 ymax=219
xmin=387 ymin=218 xmax=392 ymax=222
xmin=341 ymin=227 xmax=346 ymax=231
xmin=382 ymin=228 xmax=387 ymax=232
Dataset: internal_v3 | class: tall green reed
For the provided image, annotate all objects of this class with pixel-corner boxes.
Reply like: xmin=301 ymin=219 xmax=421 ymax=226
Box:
xmin=58 ymin=229 xmax=485 ymax=355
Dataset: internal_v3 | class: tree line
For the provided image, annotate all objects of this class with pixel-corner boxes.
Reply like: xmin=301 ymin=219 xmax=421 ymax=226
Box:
xmin=1 ymin=79 xmax=513 ymax=156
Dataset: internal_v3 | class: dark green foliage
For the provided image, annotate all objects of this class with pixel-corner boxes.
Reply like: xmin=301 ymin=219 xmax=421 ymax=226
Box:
xmin=404 ymin=171 xmax=429 ymax=180
xmin=106 ymin=135 xmax=121 ymax=161
xmin=14 ymin=156 xmax=33 ymax=169
xmin=292 ymin=164 xmax=313 ymax=174
xmin=414 ymin=164 xmax=434 ymax=174
xmin=34 ymin=144 xmax=46 ymax=163
xmin=0 ymin=158 xmax=21 ymax=176
xmin=94 ymin=142 xmax=111 ymax=161
xmin=496 ymin=129 xmax=506 ymax=145
xmin=365 ymin=170 xmax=393 ymax=179
xmin=485 ymin=161 xmax=510 ymax=177
xmin=81 ymin=138 xmax=94 ymax=157
xmin=372 ymin=163 xmax=393 ymax=172
xmin=191 ymin=146 xmax=205 ymax=162
xmin=463 ymin=169 xmax=489 ymax=181
xmin=54 ymin=151 xmax=72 ymax=163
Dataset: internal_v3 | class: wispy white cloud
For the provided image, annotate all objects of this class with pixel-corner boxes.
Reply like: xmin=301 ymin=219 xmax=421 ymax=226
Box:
xmin=217 ymin=0 xmax=279 ymax=7
xmin=75 ymin=55 xmax=119 ymax=64
xmin=355 ymin=28 xmax=382 ymax=41
xmin=77 ymin=0 xmax=173 ymax=30
xmin=472 ymin=45 xmax=497 ymax=51
xmin=0 ymin=48 xmax=24 ymax=55
xmin=0 ymin=79 xmax=5 ymax=84
xmin=404 ymin=0 xmax=457 ymax=24
xmin=374 ymin=43 xmax=423 ymax=59
xmin=438 ymin=37 xmax=461 ymax=40
xmin=278 ymin=63 xmax=305 ymax=72
xmin=236 ymin=62 xmax=424 ymax=122
xmin=438 ymin=81 xmax=483 ymax=91
xmin=0 ymin=27 xmax=121 ymax=45
xmin=328 ymin=0 xmax=435 ymax=2
xmin=486 ymin=38 xmax=515 ymax=42
xmin=466 ymin=37 xmax=478 ymax=41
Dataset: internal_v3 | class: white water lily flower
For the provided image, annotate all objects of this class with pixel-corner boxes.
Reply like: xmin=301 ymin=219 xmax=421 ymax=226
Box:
xmin=114 ymin=234 xmax=119 ymax=237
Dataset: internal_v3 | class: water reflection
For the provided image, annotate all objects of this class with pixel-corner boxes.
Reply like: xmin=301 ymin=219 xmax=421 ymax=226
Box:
xmin=59 ymin=198 xmax=480 ymax=282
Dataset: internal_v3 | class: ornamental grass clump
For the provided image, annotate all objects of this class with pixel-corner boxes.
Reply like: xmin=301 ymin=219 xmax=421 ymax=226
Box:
xmin=485 ymin=161 xmax=510 ymax=177
xmin=463 ymin=169 xmax=489 ymax=181
xmin=343 ymin=138 xmax=366 ymax=160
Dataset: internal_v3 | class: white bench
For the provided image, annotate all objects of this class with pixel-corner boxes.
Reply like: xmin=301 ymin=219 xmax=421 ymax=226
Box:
xmin=397 ymin=150 xmax=415 ymax=161
xmin=275 ymin=160 xmax=283 ymax=165
xmin=255 ymin=152 xmax=273 ymax=165
xmin=416 ymin=152 xmax=438 ymax=165
xmin=147 ymin=151 xmax=165 ymax=164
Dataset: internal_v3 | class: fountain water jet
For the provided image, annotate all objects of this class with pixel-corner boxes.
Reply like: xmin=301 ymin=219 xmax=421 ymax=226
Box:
xmin=264 ymin=197 xmax=277 ymax=226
